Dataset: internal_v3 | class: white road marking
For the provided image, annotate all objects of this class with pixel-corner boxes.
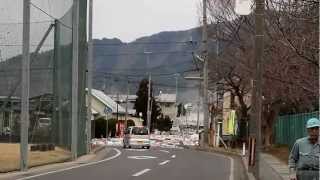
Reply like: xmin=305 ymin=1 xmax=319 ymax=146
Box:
xmin=171 ymin=155 xmax=176 ymax=158
xmin=159 ymin=160 xmax=170 ymax=165
xmin=229 ymin=156 xmax=234 ymax=180
xmin=17 ymin=148 xmax=122 ymax=180
xmin=159 ymin=150 xmax=170 ymax=153
xmin=132 ymin=169 xmax=151 ymax=177
xmin=128 ymin=156 xmax=157 ymax=160
xmin=126 ymin=149 xmax=147 ymax=152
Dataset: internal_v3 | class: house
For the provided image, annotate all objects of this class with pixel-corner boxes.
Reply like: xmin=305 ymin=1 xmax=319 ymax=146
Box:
xmin=0 ymin=96 xmax=20 ymax=136
xmin=155 ymin=92 xmax=177 ymax=122
xmin=107 ymin=94 xmax=137 ymax=116
xmin=89 ymin=89 xmax=143 ymax=137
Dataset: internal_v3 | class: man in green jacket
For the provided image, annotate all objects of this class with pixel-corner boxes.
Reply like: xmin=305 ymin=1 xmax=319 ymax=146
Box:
xmin=289 ymin=118 xmax=320 ymax=180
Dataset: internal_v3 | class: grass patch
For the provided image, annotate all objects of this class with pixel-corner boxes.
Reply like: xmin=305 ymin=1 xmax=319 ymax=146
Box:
xmin=0 ymin=143 xmax=71 ymax=173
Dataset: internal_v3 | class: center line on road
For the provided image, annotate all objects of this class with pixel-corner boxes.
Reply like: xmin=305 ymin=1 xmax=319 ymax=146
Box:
xmin=171 ymin=155 xmax=176 ymax=158
xmin=132 ymin=169 xmax=151 ymax=177
xmin=159 ymin=160 xmax=170 ymax=165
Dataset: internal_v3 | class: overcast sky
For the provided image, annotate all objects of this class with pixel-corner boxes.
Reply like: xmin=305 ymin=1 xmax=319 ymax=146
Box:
xmin=93 ymin=0 xmax=200 ymax=42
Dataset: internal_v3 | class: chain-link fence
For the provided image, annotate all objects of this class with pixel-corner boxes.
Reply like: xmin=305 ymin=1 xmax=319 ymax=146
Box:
xmin=0 ymin=0 xmax=88 ymax=172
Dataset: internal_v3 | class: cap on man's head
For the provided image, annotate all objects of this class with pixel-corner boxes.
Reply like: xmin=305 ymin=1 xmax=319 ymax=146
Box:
xmin=306 ymin=118 xmax=320 ymax=129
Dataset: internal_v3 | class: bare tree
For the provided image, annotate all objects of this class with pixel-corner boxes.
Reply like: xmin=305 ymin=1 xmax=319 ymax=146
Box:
xmin=203 ymin=0 xmax=319 ymax=147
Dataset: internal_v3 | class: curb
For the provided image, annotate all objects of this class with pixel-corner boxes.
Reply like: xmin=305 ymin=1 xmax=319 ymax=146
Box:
xmin=91 ymin=145 xmax=107 ymax=154
xmin=192 ymin=146 xmax=250 ymax=180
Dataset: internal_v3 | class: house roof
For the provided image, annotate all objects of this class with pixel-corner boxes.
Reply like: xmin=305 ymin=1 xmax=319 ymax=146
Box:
xmin=156 ymin=93 xmax=176 ymax=103
xmin=91 ymin=89 xmax=126 ymax=113
xmin=107 ymin=94 xmax=137 ymax=102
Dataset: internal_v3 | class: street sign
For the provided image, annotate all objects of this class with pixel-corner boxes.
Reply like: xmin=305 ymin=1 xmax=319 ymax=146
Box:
xmin=104 ymin=106 xmax=112 ymax=114
xmin=184 ymin=103 xmax=193 ymax=111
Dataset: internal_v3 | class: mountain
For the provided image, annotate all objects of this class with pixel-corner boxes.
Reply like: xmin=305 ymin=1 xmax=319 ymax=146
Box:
xmin=0 ymin=27 xmax=205 ymax=103
xmin=93 ymin=27 xmax=203 ymax=101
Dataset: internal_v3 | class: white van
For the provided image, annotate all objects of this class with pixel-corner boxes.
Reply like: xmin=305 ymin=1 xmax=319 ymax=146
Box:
xmin=123 ymin=126 xmax=150 ymax=149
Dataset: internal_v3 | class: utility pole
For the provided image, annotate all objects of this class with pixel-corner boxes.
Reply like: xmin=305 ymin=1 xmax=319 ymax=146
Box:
xmin=249 ymin=0 xmax=264 ymax=179
xmin=202 ymin=0 xmax=210 ymax=146
xmin=86 ymin=0 xmax=93 ymax=154
xmin=175 ymin=73 xmax=179 ymax=127
xmin=21 ymin=0 xmax=30 ymax=171
xmin=213 ymin=21 xmax=221 ymax=147
xmin=125 ymin=78 xmax=129 ymax=129
xmin=145 ymin=51 xmax=152 ymax=130
xmin=71 ymin=0 xmax=79 ymax=160
xmin=116 ymin=93 xmax=119 ymax=137
xmin=197 ymin=80 xmax=201 ymax=133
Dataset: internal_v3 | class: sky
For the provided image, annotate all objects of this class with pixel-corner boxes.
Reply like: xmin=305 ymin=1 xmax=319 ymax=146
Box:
xmin=93 ymin=0 xmax=201 ymax=42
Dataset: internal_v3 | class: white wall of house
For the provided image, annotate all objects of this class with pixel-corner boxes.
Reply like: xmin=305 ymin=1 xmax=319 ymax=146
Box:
xmin=159 ymin=102 xmax=176 ymax=121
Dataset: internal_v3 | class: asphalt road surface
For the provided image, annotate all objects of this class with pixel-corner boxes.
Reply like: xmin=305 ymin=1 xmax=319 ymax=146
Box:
xmin=16 ymin=147 xmax=234 ymax=180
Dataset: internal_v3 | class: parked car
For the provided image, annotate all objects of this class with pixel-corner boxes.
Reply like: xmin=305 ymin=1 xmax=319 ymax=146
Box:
xmin=123 ymin=126 xmax=150 ymax=149
xmin=3 ymin=127 xmax=11 ymax=136
xmin=38 ymin=118 xmax=51 ymax=128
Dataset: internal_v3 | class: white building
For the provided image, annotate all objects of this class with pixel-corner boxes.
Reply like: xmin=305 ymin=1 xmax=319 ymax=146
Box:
xmin=155 ymin=93 xmax=177 ymax=122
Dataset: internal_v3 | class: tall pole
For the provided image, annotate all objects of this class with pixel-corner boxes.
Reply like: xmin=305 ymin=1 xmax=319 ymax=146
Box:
xmin=197 ymin=81 xmax=201 ymax=133
xmin=215 ymin=21 xmax=221 ymax=147
xmin=202 ymin=0 xmax=210 ymax=146
xmin=86 ymin=0 xmax=93 ymax=154
xmin=106 ymin=113 xmax=109 ymax=138
xmin=147 ymin=74 xmax=151 ymax=130
xmin=116 ymin=93 xmax=119 ymax=137
xmin=21 ymin=0 xmax=30 ymax=171
xmin=175 ymin=73 xmax=179 ymax=127
xmin=145 ymin=52 xmax=152 ymax=130
xmin=125 ymin=78 xmax=129 ymax=129
xmin=71 ymin=0 xmax=79 ymax=160
xmin=250 ymin=0 xmax=264 ymax=179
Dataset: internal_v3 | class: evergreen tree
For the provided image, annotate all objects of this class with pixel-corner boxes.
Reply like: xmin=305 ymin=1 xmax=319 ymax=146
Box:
xmin=134 ymin=79 xmax=162 ymax=131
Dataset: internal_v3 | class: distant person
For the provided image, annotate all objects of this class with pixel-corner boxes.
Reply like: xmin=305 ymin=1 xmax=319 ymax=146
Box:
xmin=288 ymin=118 xmax=320 ymax=180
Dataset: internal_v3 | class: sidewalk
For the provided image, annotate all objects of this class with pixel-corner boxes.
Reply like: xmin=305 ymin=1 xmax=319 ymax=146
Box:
xmin=194 ymin=145 xmax=290 ymax=180
xmin=261 ymin=153 xmax=289 ymax=180
xmin=242 ymin=152 xmax=289 ymax=180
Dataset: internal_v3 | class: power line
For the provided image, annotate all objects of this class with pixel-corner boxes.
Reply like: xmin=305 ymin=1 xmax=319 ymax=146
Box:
xmin=0 ymin=44 xmax=54 ymax=47
xmin=95 ymin=51 xmax=194 ymax=57
xmin=93 ymin=77 xmax=198 ymax=89
xmin=95 ymin=61 xmax=194 ymax=72
xmin=93 ymin=41 xmax=199 ymax=46
xmin=0 ymin=20 xmax=53 ymax=25
xmin=94 ymin=68 xmax=198 ymax=77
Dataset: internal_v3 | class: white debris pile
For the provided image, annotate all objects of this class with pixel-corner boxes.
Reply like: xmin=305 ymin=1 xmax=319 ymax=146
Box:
xmin=150 ymin=134 xmax=184 ymax=148
xmin=91 ymin=138 xmax=107 ymax=147
xmin=107 ymin=138 xmax=123 ymax=146
xmin=181 ymin=133 xmax=199 ymax=146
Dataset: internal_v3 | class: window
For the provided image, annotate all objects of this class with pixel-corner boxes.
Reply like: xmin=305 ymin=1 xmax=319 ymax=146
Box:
xmin=132 ymin=127 xmax=148 ymax=135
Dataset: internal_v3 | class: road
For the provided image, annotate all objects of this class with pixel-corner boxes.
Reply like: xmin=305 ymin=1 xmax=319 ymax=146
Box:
xmin=16 ymin=147 xmax=233 ymax=180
